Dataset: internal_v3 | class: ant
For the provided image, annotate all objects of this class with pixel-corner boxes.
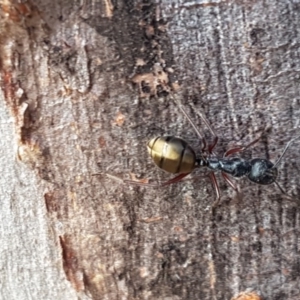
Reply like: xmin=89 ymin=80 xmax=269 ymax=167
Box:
xmin=110 ymin=101 xmax=299 ymax=207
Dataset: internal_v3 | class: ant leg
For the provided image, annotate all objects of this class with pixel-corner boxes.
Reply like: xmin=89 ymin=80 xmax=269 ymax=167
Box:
xmin=224 ymin=137 xmax=261 ymax=157
xmin=174 ymin=97 xmax=219 ymax=154
xmin=189 ymin=102 xmax=218 ymax=138
xmin=161 ymin=173 xmax=190 ymax=186
xmin=188 ymin=103 xmax=219 ymax=154
xmin=101 ymin=173 xmax=160 ymax=187
xmin=221 ymin=172 xmax=238 ymax=191
xmin=209 ymin=172 xmax=221 ymax=207
xmin=177 ymin=104 xmax=205 ymax=141
xmin=122 ymin=173 xmax=191 ymax=187
xmin=208 ymin=136 xmax=219 ymax=154
xmin=123 ymin=179 xmax=159 ymax=187
xmin=177 ymin=103 xmax=211 ymax=153
xmin=201 ymin=137 xmax=208 ymax=152
xmin=274 ymin=181 xmax=288 ymax=196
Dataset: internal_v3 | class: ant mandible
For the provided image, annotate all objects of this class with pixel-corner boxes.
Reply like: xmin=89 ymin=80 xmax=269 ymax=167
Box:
xmin=123 ymin=99 xmax=299 ymax=207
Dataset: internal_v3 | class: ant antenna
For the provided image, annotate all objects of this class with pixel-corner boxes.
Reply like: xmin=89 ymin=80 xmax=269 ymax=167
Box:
xmin=273 ymin=134 xmax=300 ymax=168
xmin=274 ymin=181 xmax=298 ymax=204
xmin=274 ymin=181 xmax=288 ymax=195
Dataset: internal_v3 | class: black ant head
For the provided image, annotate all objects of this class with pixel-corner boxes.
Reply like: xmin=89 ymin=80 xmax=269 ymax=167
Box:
xmin=248 ymin=158 xmax=278 ymax=185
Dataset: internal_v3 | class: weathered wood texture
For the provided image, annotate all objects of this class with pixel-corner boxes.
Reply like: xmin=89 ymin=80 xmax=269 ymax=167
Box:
xmin=0 ymin=0 xmax=299 ymax=299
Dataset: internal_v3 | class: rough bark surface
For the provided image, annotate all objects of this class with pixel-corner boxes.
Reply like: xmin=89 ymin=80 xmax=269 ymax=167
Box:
xmin=0 ymin=1 xmax=299 ymax=300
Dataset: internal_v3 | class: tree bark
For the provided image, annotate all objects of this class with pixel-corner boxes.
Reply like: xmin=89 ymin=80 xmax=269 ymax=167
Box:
xmin=0 ymin=1 xmax=299 ymax=299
